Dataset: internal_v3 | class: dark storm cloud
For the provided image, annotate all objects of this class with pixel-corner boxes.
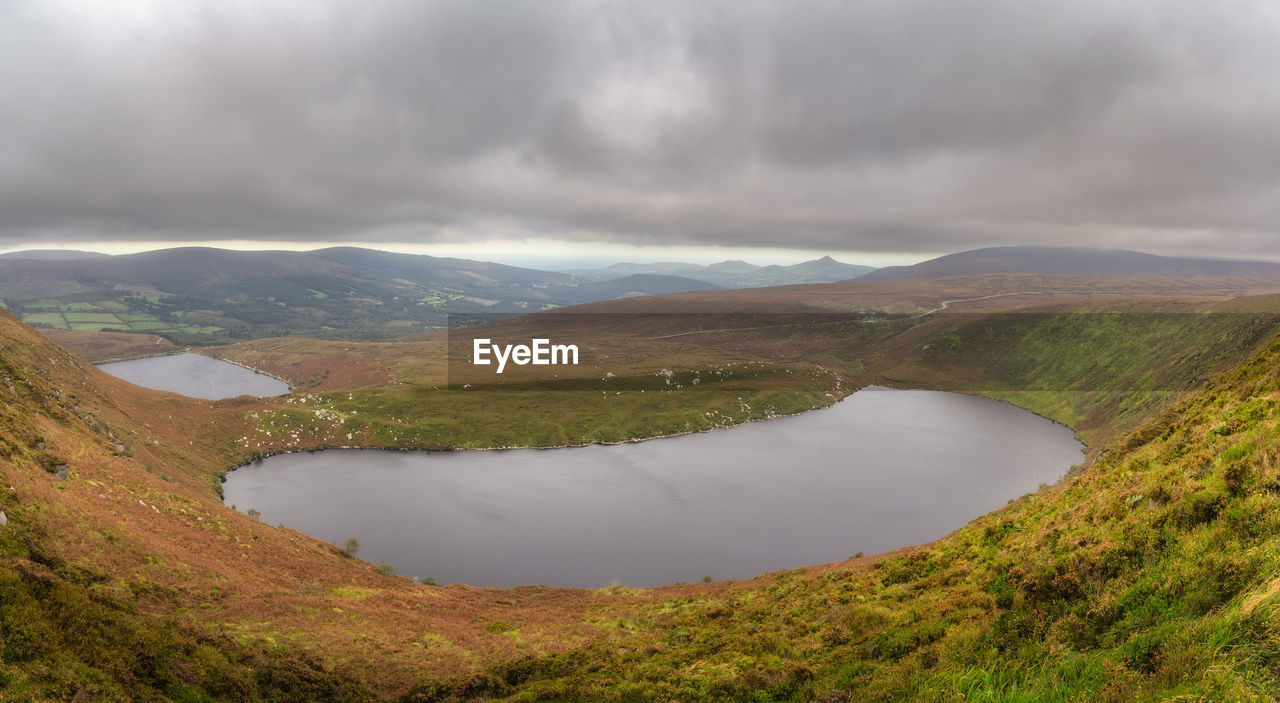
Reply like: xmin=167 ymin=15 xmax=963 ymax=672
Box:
xmin=3 ymin=0 xmax=1280 ymax=256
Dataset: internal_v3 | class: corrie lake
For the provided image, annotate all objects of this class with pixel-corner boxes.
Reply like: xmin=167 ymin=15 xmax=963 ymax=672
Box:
xmin=97 ymin=353 xmax=290 ymax=400
xmin=224 ymin=387 xmax=1083 ymax=588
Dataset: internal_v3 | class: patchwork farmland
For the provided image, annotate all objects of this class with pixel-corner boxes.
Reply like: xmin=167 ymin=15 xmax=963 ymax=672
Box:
xmin=18 ymin=298 xmax=223 ymax=336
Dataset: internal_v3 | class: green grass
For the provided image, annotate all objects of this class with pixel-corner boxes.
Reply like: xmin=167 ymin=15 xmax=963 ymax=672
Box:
xmin=414 ymin=327 xmax=1280 ymax=702
xmin=126 ymin=320 xmax=173 ymax=331
xmin=68 ymin=323 xmax=131 ymax=332
xmin=22 ymin=312 xmax=68 ymax=329
xmin=62 ymin=312 xmax=121 ymax=323
xmin=242 ymin=366 xmax=844 ymax=454
xmin=23 ymin=306 xmax=185 ymax=333
xmin=18 ymin=294 xmax=1280 ymax=699
xmin=117 ymin=312 xmax=177 ymax=331
xmin=177 ymin=324 xmax=224 ymax=335
xmin=0 ymin=320 xmax=375 ymax=701
xmin=61 ymin=302 xmax=108 ymax=312
xmin=855 ymin=311 xmax=1280 ymax=447
xmin=0 ymin=498 xmax=375 ymax=701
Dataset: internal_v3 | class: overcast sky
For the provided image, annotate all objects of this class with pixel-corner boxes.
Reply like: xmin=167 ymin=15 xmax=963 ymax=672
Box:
xmin=4 ymin=0 xmax=1280 ymax=266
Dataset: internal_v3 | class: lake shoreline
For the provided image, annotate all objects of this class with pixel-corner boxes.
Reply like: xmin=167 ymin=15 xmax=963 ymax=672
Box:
xmin=223 ymin=385 xmax=856 ymax=478
xmin=97 ymin=352 xmax=291 ymax=400
xmin=223 ymin=388 xmax=1084 ymax=589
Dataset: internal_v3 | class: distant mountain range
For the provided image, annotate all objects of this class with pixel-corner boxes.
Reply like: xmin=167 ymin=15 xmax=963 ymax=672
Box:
xmin=858 ymin=246 xmax=1280 ymax=281
xmin=568 ymin=255 xmax=875 ymax=288
xmin=13 ymin=243 xmax=1271 ymax=344
xmin=0 ymin=247 xmax=738 ymax=342
xmin=0 ymin=249 xmax=109 ymax=260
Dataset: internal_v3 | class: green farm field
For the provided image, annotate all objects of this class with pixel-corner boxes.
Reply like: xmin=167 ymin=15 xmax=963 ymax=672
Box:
xmin=18 ymin=298 xmax=224 ymax=339
xmin=20 ymin=312 xmax=67 ymax=328
xmin=62 ymin=312 xmax=124 ymax=323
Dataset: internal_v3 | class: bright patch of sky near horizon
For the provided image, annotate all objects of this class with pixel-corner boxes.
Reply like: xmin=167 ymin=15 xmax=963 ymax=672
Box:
xmin=0 ymin=239 xmax=928 ymax=269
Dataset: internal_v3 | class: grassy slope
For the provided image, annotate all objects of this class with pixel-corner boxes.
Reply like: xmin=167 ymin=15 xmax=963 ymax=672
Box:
xmin=42 ymin=329 xmax=182 ymax=363
xmin=202 ymin=320 xmax=850 ymax=453
xmin=1 ymin=311 xmax=758 ymax=699
xmin=241 ymin=366 xmax=844 ymax=455
xmin=93 ymin=271 xmax=1280 ymax=455
xmin=853 ymin=304 xmax=1280 ymax=449
xmin=202 ymin=308 xmax=1239 ymax=451
xmin=205 ymin=309 xmax=1278 ymax=453
xmin=0 ymin=314 xmax=370 ymax=700
xmin=13 ymin=281 xmax=1280 ymax=699
xmin=2 ymin=309 xmax=854 ymax=699
xmin=194 ymin=291 xmax=1280 ymax=701
xmin=424 ymin=313 xmax=1280 ymax=701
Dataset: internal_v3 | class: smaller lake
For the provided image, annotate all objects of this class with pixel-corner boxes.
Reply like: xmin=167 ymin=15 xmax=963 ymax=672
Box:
xmin=224 ymin=389 xmax=1082 ymax=588
xmin=97 ymin=353 xmax=290 ymax=400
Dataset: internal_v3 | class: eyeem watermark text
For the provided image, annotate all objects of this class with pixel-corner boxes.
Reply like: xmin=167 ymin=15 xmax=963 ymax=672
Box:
xmin=472 ymin=338 xmax=579 ymax=373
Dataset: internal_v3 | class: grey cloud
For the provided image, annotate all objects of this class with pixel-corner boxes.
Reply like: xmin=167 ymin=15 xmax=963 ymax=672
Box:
xmin=3 ymin=0 xmax=1280 ymax=257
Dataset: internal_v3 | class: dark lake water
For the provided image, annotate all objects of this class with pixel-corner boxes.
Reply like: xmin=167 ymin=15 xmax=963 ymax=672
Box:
xmin=97 ymin=353 xmax=290 ymax=400
xmin=223 ymin=388 xmax=1082 ymax=588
